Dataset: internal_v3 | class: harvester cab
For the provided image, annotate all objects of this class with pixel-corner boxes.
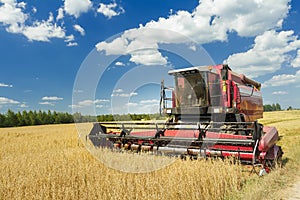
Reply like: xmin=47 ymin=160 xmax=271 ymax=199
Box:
xmin=160 ymin=64 xmax=263 ymax=124
xmin=88 ymin=64 xmax=283 ymax=175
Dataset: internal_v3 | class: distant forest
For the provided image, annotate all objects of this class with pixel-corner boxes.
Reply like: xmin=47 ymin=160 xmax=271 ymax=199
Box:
xmin=0 ymin=110 xmax=163 ymax=128
xmin=0 ymin=103 xmax=295 ymax=127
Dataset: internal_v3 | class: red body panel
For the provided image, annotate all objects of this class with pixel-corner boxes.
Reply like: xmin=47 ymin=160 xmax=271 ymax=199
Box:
xmin=259 ymin=126 xmax=279 ymax=152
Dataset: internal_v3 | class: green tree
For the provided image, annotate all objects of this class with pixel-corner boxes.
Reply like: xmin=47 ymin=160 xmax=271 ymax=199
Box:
xmin=0 ymin=113 xmax=6 ymax=127
xmin=287 ymin=106 xmax=293 ymax=111
xmin=16 ymin=111 xmax=25 ymax=126
xmin=6 ymin=109 xmax=18 ymax=127
xmin=22 ymin=110 xmax=30 ymax=126
xmin=275 ymin=103 xmax=281 ymax=111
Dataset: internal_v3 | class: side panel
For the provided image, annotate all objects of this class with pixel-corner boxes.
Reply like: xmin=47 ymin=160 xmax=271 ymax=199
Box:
xmin=238 ymin=85 xmax=263 ymax=121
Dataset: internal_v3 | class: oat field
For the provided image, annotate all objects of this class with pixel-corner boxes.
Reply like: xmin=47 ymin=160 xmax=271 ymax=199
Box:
xmin=1 ymin=110 xmax=300 ymax=199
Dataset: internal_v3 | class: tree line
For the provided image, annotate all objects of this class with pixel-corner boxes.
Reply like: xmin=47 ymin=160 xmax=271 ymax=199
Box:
xmin=263 ymin=103 xmax=282 ymax=112
xmin=0 ymin=110 xmax=165 ymax=127
xmin=0 ymin=104 xmax=295 ymax=127
xmin=0 ymin=110 xmax=75 ymax=127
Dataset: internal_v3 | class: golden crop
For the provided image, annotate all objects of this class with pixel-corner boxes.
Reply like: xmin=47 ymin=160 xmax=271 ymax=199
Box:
xmin=1 ymin=110 xmax=300 ymax=199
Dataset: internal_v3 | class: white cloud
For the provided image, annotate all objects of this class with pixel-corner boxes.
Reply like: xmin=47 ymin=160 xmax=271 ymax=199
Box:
xmin=0 ymin=2 xmax=68 ymax=42
xmin=129 ymin=49 xmax=168 ymax=66
xmin=0 ymin=97 xmax=19 ymax=104
xmin=0 ymin=83 xmax=13 ymax=87
xmin=56 ymin=7 xmax=64 ymax=21
xmin=272 ymin=91 xmax=288 ymax=95
xmin=68 ymin=104 xmax=80 ymax=109
xmin=73 ymin=89 xmax=83 ymax=93
xmin=17 ymin=2 xmax=26 ymax=9
xmin=189 ymin=45 xmax=197 ymax=51
xmin=115 ymin=61 xmax=125 ymax=66
xmin=111 ymin=91 xmax=138 ymax=97
xmin=64 ymin=0 xmax=92 ymax=18
xmin=96 ymin=0 xmax=290 ymax=65
xmin=226 ymin=30 xmax=300 ymax=78
xmin=0 ymin=1 xmax=89 ymax=44
xmin=39 ymin=101 xmax=55 ymax=106
xmin=0 ymin=0 xmax=28 ymax=32
xmin=77 ymin=100 xmax=93 ymax=106
xmin=97 ymin=2 xmax=124 ymax=19
xmin=94 ymin=99 xmax=110 ymax=103
xmin=42 ymin=96 xmax=63 ymax=101
xmin=126 ymin=102 xmax=138 ymax=107
xmin=64 ymin=34 xmax=74 ymax=42
xmin=32 ymin=7 xmax=37 ymax=14
xmin=67 ymin=42 xmax=78 ymax=46
xmin=125 ymin=101 xmax=159 ymax=114
xmin=291 ymin=50 xmax=300 ymax=68
xmin=22 ymin=17 xmax=66 ymax=42
xmin=113 ymin=88 xmax=123 ymax=93
xmin=120 ymin=92 xmax=138 ymax=97
xmin=73 ymin=24 xmax=85 ymax=36
xmin=71 ymin=99 xmax=110 ymax=108
xmin=140 ymin=99 xmax=159 ymax=104
xmin=263 ymin=70 xmax=300 ymax=87
xmin=20 ymin=103 xmax=28 ymax=108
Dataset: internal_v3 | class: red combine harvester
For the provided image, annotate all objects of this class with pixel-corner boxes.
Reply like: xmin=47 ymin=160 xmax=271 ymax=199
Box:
xmin=88 ymin=64 xmax=283 ymax=174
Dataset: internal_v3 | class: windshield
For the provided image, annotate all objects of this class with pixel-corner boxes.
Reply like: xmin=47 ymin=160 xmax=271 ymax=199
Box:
xmin=174 ymin=71 xmax=222 ymax=107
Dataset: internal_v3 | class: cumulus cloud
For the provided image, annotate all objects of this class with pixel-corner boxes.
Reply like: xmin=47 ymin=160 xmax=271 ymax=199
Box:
xmin=73 ymin=24 xmax=85 ymax=36
xmin=272 ymin=91 xmax=288 ymax=95
xmin=125 ymin=99 xmax=160 ymax=114
xmin=66 ymin=41 xmax=78 ymax=47
xmin=226 ymin=30 xmax=300 ymax=78
xmin=140 ymin=99 xmax=159 ymax=104
xmin=32 ymin=7 xmax=37 ymax=14
xmin=42 ymin=96 xmax=63 ymax=101
xmin=263 ymin=70 xmax=300 ymax=87
xmin=39 ymin=101 xmax=55 ymax=106
xmin=291 ymin=50 xmax=300 ymax=68
xmin=64 ymin=0 xmax=92 ymax=18
xmin=111 ymin=91 xmax=138 ymax=97
xmin=0 ymin=0 xmax=28 ymax=33
xmin=96 ymin=0 xmax=290 ymax=66
xmin=0 ymin=2 xmax=69 ymax=43
xmin=56 ymin=7 xmax=64 ymax=21
xmin=115 ymin=61 xmax=125 ymax=66
xmin=113 ymin=88 xmax=123 ymax=93
xmin=94 ymin=99 xmax=110 ymax=103
xmin=0 ymin=83 xmax=13 ymax=87
xmin=20 ymin=103 xmax=28 ymax=108
xmin=97 ymin=2 xmax=124 ymax=19
xmin=21 ymin=14 xmax=66 ymax=42
xmin=70 ymin=99 xmax=110 ymax=108
xmin=126 ymin=102 xmax=138 ymax=107
xmin=64 ymin=34 xmax=78 ymax=46
xmin=0 ymin=97 xmax=19 ymax=104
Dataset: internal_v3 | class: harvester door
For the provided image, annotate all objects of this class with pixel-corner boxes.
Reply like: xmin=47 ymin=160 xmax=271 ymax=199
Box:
xmin=208 ymin=72 xmax=222 ymax=107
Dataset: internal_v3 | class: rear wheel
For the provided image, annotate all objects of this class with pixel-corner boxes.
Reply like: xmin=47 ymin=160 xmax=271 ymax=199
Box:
xmin=265 ymin=147 xmax=283 ymax=169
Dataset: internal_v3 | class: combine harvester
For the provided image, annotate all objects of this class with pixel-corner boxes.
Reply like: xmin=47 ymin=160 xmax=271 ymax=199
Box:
xmin=88 ymin=64 xmax=283 ymax=175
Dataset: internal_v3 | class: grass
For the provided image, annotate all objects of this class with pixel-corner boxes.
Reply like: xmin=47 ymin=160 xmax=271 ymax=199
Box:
xmin=229 ymin=110 xmax=300 ymax=200
xmin=1 ymin=110 xmax=300 ymax=199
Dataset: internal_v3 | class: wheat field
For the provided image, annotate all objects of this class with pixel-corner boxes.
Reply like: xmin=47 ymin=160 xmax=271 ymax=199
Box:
xmin=1 ymin=110 xmax=300 ymax=199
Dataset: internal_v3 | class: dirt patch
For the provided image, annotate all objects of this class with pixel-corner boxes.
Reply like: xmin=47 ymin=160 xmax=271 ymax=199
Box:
xmin=286 ymin=178 xmax=300 ymax=200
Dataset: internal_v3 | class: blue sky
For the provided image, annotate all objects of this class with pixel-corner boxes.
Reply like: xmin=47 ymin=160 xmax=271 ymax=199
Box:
xmin=0 ymin=0 xmax=300 ymax=115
